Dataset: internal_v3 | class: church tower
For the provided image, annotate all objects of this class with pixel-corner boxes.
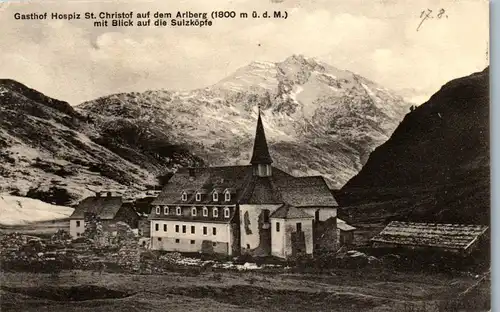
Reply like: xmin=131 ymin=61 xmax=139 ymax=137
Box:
xmin=250 ymin=108 xmax=273 ymax=177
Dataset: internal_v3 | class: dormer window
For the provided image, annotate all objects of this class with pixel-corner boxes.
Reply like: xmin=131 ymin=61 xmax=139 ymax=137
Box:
xmin=213 ymin=208 xmax=219 ymax=218
xmin=181 ymin=192 xmax=187 ymax=201
xmin=155 ymin=206 xmax=160 ymax=214
xmin=202 ymin=206 xmax=208 ymax=217
xmin=164 ymin=206 xmax=169 ymax=214
xmin=196 ymin=192 xmax=201 ymax=202
xmin=224 ymin=207 xmax=230 ymax=218
xmin=191 ymin=207 xmax=197 ymax=216
xmin=176 ymin=206 xmax=181 ymax=215
xmin=213 ymin=192 xmax=219 ymax=202
xmin=225 ymin=192 xmax=231 ymax=202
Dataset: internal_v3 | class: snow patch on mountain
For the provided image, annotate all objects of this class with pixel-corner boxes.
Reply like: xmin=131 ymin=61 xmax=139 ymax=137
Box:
xmin=76 ymin=55 xmax=410 ymax=189
xmin=0 ymin=195 xmax=74 ymax=225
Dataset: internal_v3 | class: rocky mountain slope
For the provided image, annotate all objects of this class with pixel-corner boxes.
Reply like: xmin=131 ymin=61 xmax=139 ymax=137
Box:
xmin=0 ymin=79 xmax=198 ymax=205
xmin=78 ymin=55 xmax=410 ymax=189
xmin=336 ymin=67 xmax=489 ymax=225
xmin=0 ymin=55 xmax=410 ymax=205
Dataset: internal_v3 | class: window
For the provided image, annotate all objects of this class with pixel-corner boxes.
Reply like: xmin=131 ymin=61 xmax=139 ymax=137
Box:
xmin=196 ymin=193 xmax=201 ymax=201
xmin=176 ymin=206 xmax=181 ymax=215
xmin=76 ymin=221 xmax=81 ymax=227
xmin=175 ymin=239 xmax=180 ymax=243
xmin=191 ymin=207 xmax=197 ymax=216
xmin=163 ymin=224 xmax=167 ymax=232
xmin=156 ymin=206 xmax=160 ymax=214
xmin=190 ymin=240 xmax=195 ymax=244
xmin=213 ymin=192 xmax=218 ymax=201
xmin=203 ymin=207 xmax=208 ymax=217
xmin=213 ymin=208 xmax=219 ymax=218
xmin=77 ymin=232 xmax=81 ymax=237
xmin=182 ymin=225 xmax=186 ymax=233
xmin=203 ymin=226 xmax=207 ymax=235
xmin=181 ymin=192 xmax=187 ymax=201
xmin=158 ymin=237 xmax=162 ymax=241
xmin=212 ymin=227 xmax=217 ymax=236
xmin=225 ymin=192 xmax=231 ymax=202
xmin=263 ymin=209 xmax=270 ymax=223
xmin=224 ymin=208 xmax=230 ymax=218
xmin=296 ymin=222 xmax=302 ymax=232
xmin=191 ymin=226 xmax=195 ymax=234
xmin=276 ymin=222 xmax=280 ymax=232
xmin=155 ymin=223 xmax=159 ymax=231
xmin=175 ymin=225 xmax=179 ymax=233
xmin=164 ymin=206 xmax=169 ymax=214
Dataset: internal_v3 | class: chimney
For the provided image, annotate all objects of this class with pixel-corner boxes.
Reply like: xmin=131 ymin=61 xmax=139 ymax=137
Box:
xmin=95 ymin=192 xmax=101 ymax=198
xmin=107 ymin=191 xmax=112 ymax=197
xmin=188 ymin=168 xmax=195 ymax=181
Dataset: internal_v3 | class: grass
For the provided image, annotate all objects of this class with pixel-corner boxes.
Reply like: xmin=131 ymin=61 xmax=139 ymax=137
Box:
xmin=0 ymin=222 xmax=490 ymax=312
xmin=0 ymin=266 xmax=490 ymax=312
xmin=0 ymin=219 xmax=69 ymax=237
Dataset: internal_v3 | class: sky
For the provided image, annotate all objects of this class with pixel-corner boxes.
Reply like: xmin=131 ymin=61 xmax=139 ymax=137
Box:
xmin=0 ymin=0 xmax=489 ymax=105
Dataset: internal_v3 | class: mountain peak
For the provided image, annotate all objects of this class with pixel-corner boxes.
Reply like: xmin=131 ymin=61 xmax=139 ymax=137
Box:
xmin=281 ymin=54 xmax=317 ymax=65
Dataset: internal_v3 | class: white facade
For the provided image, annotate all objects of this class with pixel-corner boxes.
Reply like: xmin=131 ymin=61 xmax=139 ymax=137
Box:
xmin=270 ymin=217 xmax=314 ymax=258
xmin=150 ymin=220 xmax=234 ymax=255
xmin=69 ymin=219 xmax=85 ymax=239
xmin=239 ymin=204 xmax=282 ymax=253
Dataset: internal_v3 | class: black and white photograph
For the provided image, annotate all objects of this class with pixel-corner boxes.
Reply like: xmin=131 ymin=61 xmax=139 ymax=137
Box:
xmin=0 ymin=0 xmax=490 ymax=311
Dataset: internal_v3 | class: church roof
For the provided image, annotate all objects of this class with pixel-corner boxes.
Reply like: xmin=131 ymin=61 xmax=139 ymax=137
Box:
xmin=151 ymin=166 xmax=338 ymax=207
xmin=270 ymin=203 xmax=314 ymax=219
xmin=277 ymin=176 xmax=338 ymax=207
xmin=151 ymin=110 xmax=337 ymax=209
xmin=250 ymin=111 xmax=273 ymax=165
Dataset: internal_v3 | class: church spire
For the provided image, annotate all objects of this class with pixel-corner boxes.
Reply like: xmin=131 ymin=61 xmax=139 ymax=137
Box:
xmin=250 ymin=106 xmax=273 ymax=166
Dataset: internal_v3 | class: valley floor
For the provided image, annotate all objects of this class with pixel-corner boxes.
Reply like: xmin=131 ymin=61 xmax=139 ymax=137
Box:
xmin=0 ymin=268 xmax=490 ymax=312
xmin=0 ymin=220 xmax=490 ymax=312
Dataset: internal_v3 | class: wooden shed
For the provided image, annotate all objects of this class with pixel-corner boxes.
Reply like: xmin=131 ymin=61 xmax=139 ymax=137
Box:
xmin=371 ymin=221 xmax=489 ymax=256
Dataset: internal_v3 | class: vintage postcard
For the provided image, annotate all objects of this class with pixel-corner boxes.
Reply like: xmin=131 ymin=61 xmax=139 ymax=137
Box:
xmin=0 ymin=0 xmax=490 ymax=311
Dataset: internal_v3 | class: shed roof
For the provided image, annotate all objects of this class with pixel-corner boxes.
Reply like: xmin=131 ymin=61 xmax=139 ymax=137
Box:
xmin=69 ymin=196 xmax=123 ymax=220
xmin=337 ymin=218 xmax=356 ymax=231
xmin=371 ymin=221 xmax=489 ymax=252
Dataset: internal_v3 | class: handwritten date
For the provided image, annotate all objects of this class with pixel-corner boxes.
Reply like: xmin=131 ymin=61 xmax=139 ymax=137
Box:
xmin=417 ymin=9 xmax=448 ymax=31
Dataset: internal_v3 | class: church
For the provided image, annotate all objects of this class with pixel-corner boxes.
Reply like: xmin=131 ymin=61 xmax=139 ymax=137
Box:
xmin=148 ymin=110 xmax=343 ymax=259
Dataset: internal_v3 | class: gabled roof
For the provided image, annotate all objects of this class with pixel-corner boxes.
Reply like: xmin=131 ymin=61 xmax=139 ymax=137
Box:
xmin=270 ymin=203 xmax=314 ymax=219
xmin=250 ymin=110 xmax=273 ymax=165
xmin=69 ymin=196 xmax=123 ymax=220
xmin=371 ymin=221 xmax=489 ymax=252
